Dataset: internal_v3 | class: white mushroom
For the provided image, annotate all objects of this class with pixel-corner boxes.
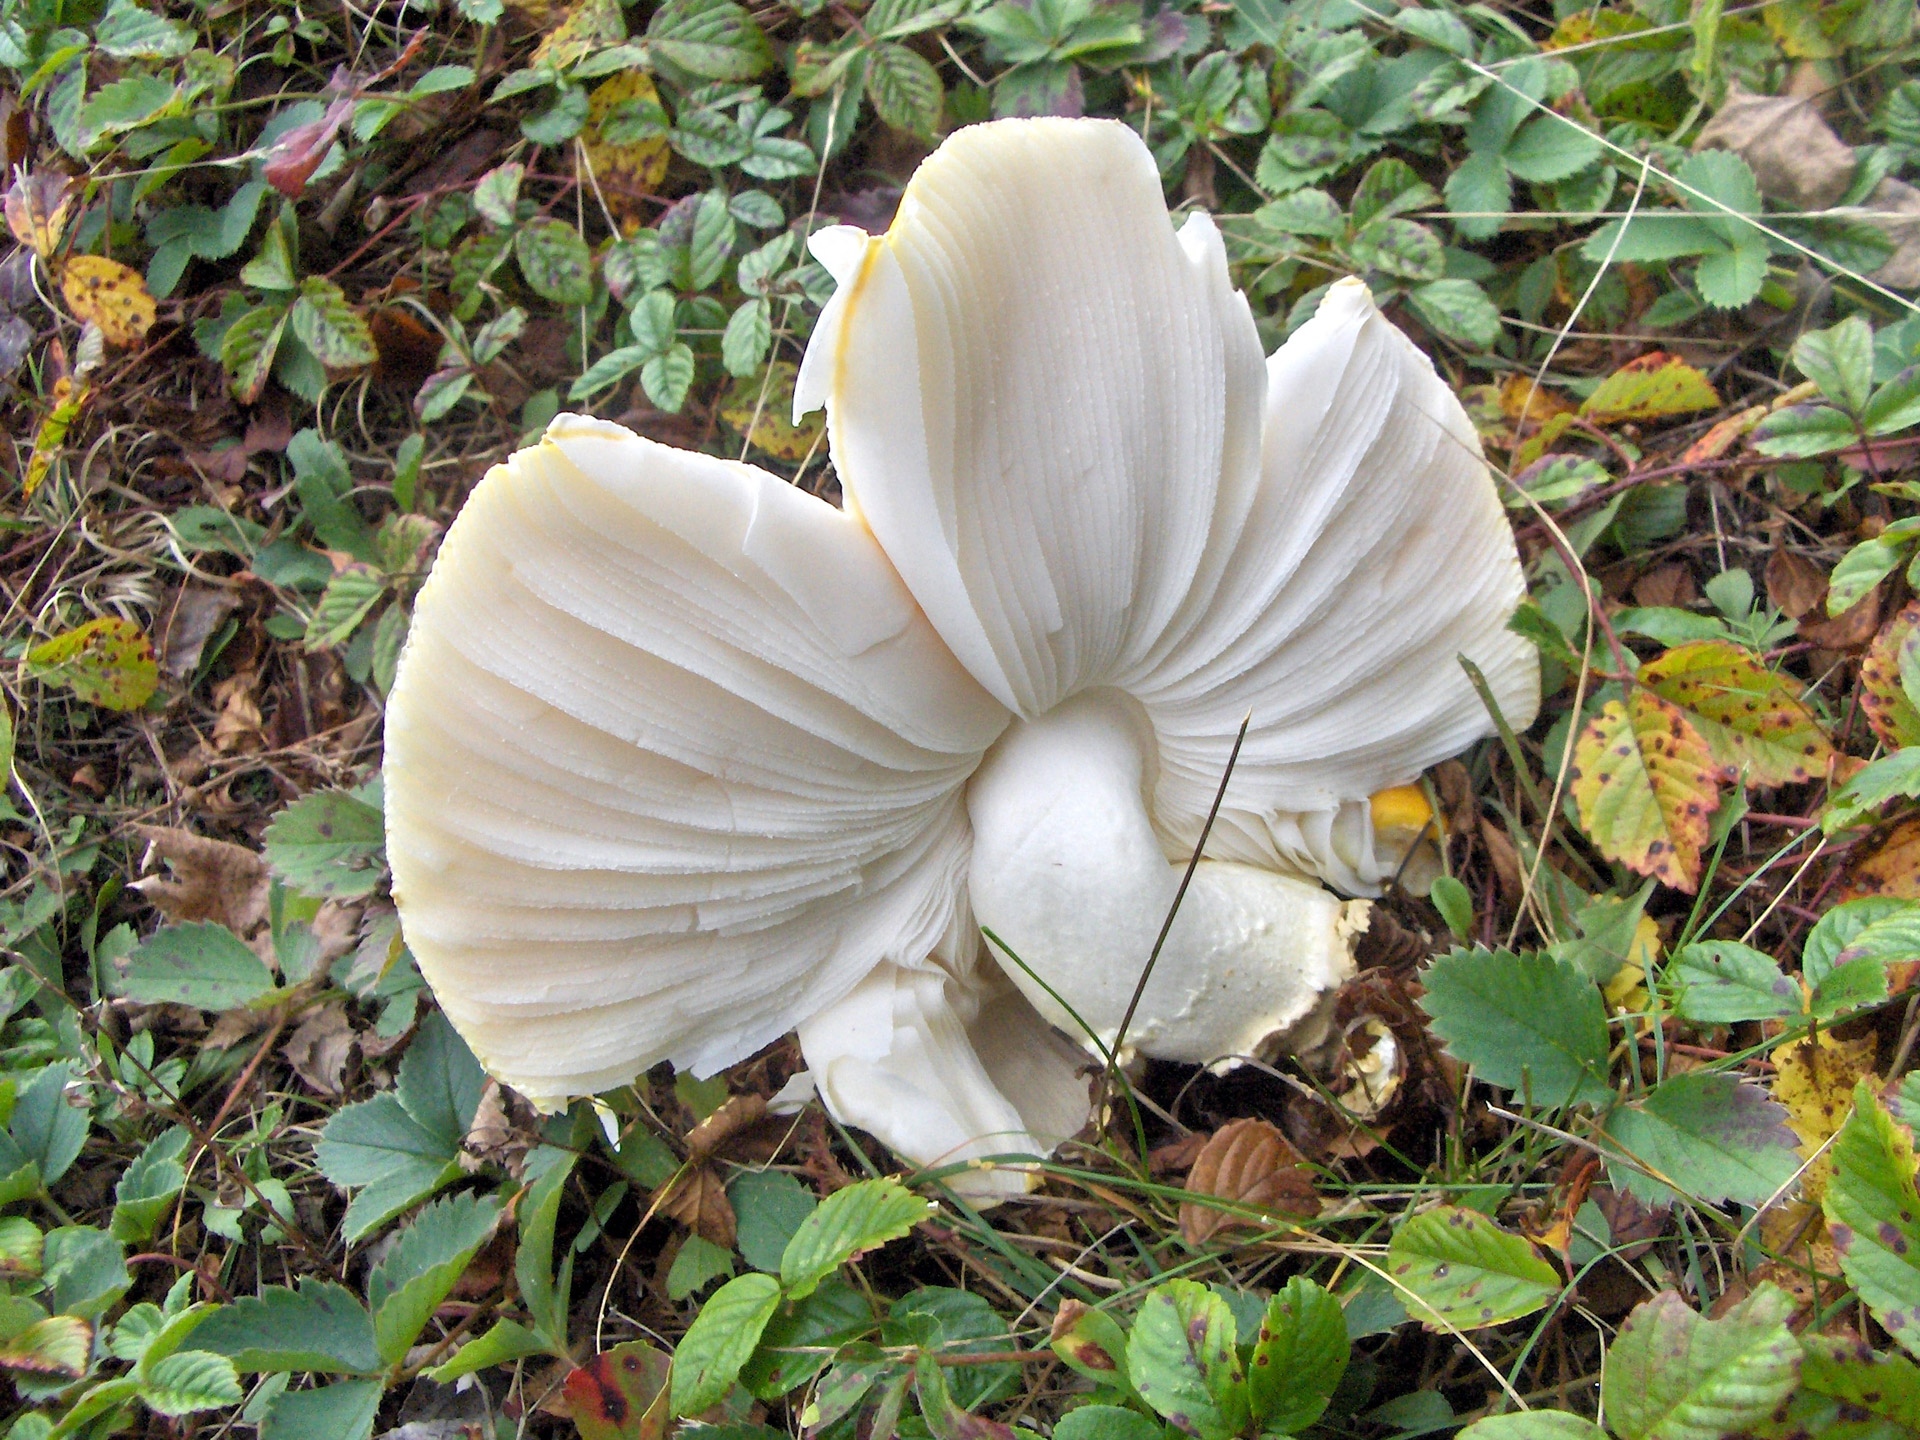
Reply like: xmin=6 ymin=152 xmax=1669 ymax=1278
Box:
xmin=384 ymin=117 xmax=1538 ymax=1199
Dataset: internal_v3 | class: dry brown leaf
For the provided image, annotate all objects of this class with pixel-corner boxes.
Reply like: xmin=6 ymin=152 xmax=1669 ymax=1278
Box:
xmin=463 ymin=1080 xmax=540 ymax=1178
xmin=685 ymin=1094 xmax=768 ymax=1161
xmin=158 ymin=586 xmax=240 ymax=679
xmin=1633 ymin=563 xmax=1697 ymax=610
xmin=1798 ymin=585 xmax=1883 ymax=653
xmin=1179 ymin=1117 xmax=1320 ymax=1245
xmin=4 ymin=171 xmax=74 ymax=259
xmin=283 ymin=1002 xmax=355 ymax=1095
xmin=60 ymin=256 xmax=155 ymax=347
xmin=133 ymin=827 xmax=270 ymax=939
xmin=656 ymin=1166 xmax=735 ymax=1249
xmin=1765 ymin=549 xmax=1828 ymax=621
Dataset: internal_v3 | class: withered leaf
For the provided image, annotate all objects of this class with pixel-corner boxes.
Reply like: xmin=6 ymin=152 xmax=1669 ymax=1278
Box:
xmin=1180 ymin=1117 xmax=1320 ymax=1245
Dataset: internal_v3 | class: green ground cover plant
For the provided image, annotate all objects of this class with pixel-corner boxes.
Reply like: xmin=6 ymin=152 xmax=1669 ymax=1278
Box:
xmin=6 ymin=0 xmax=1920 ymax=1436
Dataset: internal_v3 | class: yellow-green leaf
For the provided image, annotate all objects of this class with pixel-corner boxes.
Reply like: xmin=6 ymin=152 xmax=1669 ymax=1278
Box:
xmin=1579 ymin=352 xmax=1719 ymax=424
xmin=1639 ymin=640 xmax=1834 ymax=788
xmin=26 ymin=616 xmax=159 ymax=711
xmin=1569 ymin=690 xmax=1723 ymax=891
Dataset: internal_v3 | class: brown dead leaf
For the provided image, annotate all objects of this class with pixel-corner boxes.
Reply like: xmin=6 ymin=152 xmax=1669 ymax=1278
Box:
xmin=133 ymin=827 xmax=270 ymax=939
xmin=1593 ymin=1182 xmax=1668 ymax=1260
xmin=1633 ymin=563 xmax=1697 ymax=610
xmin=1765 ymin=549 xmax=1828 ymax=621
xmin=1854 ymin=178 xmax=1920 ymax=291
xmin=656 ymin=1166 xmax=735 ymax=1249
xmin=283 ymin=1002 xmax=355 ymax=1095
xmin=1841 ymin=816 xmax=1920 ymax=902
xmin=1180 ymin=1118 xmax=1320 ymax=1244
xmin=1798 ymin=585 xmax=1882 ymax=653
xmin=159 ymin=586 xmax=240 ymax=679
xmin=1697 ymin=86 xmax=1855 ymax=210
xmin=60 ymin=256 xmax=155 ymax=348
xmin=463 ymin=1080 xmax=539 ymax=1178
xmin=685 ymin=1094 xmax=768 ymax=1161
xmin=5 ymin=171 xmax=74 ymax=259
xmin=1146 ymin=1132 xmax=1209 ymax=1176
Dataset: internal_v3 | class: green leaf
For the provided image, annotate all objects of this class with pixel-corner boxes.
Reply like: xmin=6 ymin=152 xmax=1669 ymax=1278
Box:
xmin=1693 ymin=240 xmax=1771 ymax=310
xmin=303 ymin=566 xmax=386 ymax=650
xmin=259 ymin=1379 xmax=383 ymax=1440
xmin=112 ymin=1127 xmax=189 ymax=1244
xmin=721 ymin=299 xmax=771 ymax=378
xmin=0 ymin=1063 xmax=89 ymax=1186
xmin=0 ymin=1216 xmax=42 ymax=1280
xmin=866 ymin=42 xmax=941 ymax=135
xmin=739 ymin=1277 xmax=871 ymax=1399
xmin=1444 ymin=149 xmax=1512 ymax=240
xmin=669 ymin=1272 xmax=782 ymax=1416
xmin=289 ymin=277 xmax=376 ymax=368
xmin=521 ymin=84 xmax=589 ymax=144
xmin=1667 ymin=941 xmax=1798 ymax=1024
xmin=1751 ymin=402 xmax=1857 ymax=459
xmin=314 ymin=1094 xmax=460 ymax=1243
xmin=1054 ymin=1407 xmax=1162 ymax=1440
xmin=142 ymin=1350 xmax=243 ymax=1415
xmin=1503 ymin=111 xmax=1602 ymax=185
xmin=688 ymin=190 xmax=735 ymax=290
xmin=1834 ymin=539 xmax=1914 ymax=617
xmin=115 ymin=922 xmax=276 ymax=1010
xmin=1050 ymin=1301 xmax=1130 ymax=1389
xmin=1826 ymin=1082 xmax=1920 ymax=1356
xmin=79 ymin=75 xmax=176 ymax=142
xmin=1601 ymin=1072 xmax=1799 ymax=1207
xmin=1865 ymin=365 xmax=1920 ymax=436
xmin=1774 ymin=1333 xmax=1920 ymax=1436
xmin=515 ymin=1148 xmax=577 ymax=1338
xmin=264 ymin=788 xmax=386 ymax=899
xmin=640 ymin=343 xmax=695 ymax=412
xmin=1349 ymin=216 xmax=1445 ymax=281
xmin=191 ymin=1280 xmax=379 ymax=1374
xmin=25 ymin=617 xmax=159 ymax=710
xmin=515 ymin=218 xmax=594 ymax=305
xmin=1803 ymin=897 xmax=1920 ymax=1015
xmin=570 ymin=344 xmax=652 ymax=399
xmin=368 ymin=1192 xmax=500 ymax=1365
xmin=1418 ymin=948 xmax=1612 ymax=1106
xmin=0 ymin=1315 xmax=91 ymax=1379
xmin=425 ymin=1319 xmax=547 ymax=1382
xmin=1794 ymin=314 xmax=1876 ymax=414
xmin=472 ymin=162 xmax=523 ymax=227
xmin=1248 ymin=1277 xmax=1348 ymax=1434
xmin=780 ymin=1177 xmax=930 ymax=1299
xmin=646 ymin=0 xmax=774 ymax=80
xmin=1457 ymin=1415 xmax=1609 ymax=1439
xmin=1824 ymin=748 xmax=1920 ymax=831
xmin=1600 ymin=1286 xmax=1799 ymax=1440
xmin=667 ymin=1235 xmax=737 ymax=1301
xmin=1126 ymin=1280 xmax=1245 ymax=1440
xmin=1387 ymin=1207 xmax=1559 ymax=1331
xmin=43 ymin=1226 xmax=129 ymax=1319
xmin=1407 ymin=278 xmax=1502 ymax=348
xmin=95 ymin=0 xmax=195 ymax=58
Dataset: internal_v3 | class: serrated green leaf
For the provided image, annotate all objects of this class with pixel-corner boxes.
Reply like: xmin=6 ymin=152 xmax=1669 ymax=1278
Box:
xmin=514 ymin=218 xmax=593 ymax=304
xmin=1407 ymin=278 xmax=1502 ymax=348
xmin=1826 ymin=1082 xmax=1920 ymax=1356
xmin=142 ymin=1350 xmax=243 ymax=1415
xmin=189 ymin=1280 xmax=379 ymax=1374
xmin=1600 ymin=1286 xmax=1799 ymax=1440
xmin=1793 ymin=314 xmax=1875 ymax=414
xmin=1667 ymin=941 xmax=1798 ymax=1024
xmin=264 ymin=788 xmax=385 ymax=899
xmin=1602 ymin=1072 xmax=1799 ymax=1206
xmin=1248 ymin=1277 xmax=1347 ymax=1433
xmin=740 ymin=1277 xmax=871 ymax=1399
xmin=647 ymin=0 xmax=773 ymax=80
xmin=1418 ymin=948 xmax=1612 ymax=1106
xmin=666 ymin=1235 xmax=735 ymax=1301
xmin=0 ymin=1314 xmax=91 ymax=1378
xmin=314 ymin=1095 xmax=460 ymax=1242
xmin=368 ymin=1192 xmax=500 ymax=1364
xmin=1126 ymin=1279 xmax=1246 ymax=1440
xmin=641 ymin=343 xmax=695 ymax=412
xmin=669 ymin=1272 xmax=782 ymax=1415
xmin=1387 ymin=1207 xmax=1559 ymax=1331
xmin=303 ymin=567 xmax=385 ymax=650
xmin=721 ymin=298 xmax=770 ymax=378
xmin=95 ymin=0 xmax=195 ymax=58
xmin=1444 ymin=149 xmax=1512 ymax=240
xmin=289 ymin=277 xmax=376 ymax=368
xmin=259 ymin=1378 xmax=383 ymax=1440
xmin=1053 ymin=1407 xmax=1162 ymax=1440
xmin=866 ymin=42 xmax=941 ymax=135
xmin=115 ymin=922 xmax=276 ymax=1010
xmin=1457 ymin=1414 xmax=1609 ymax=1439
xmin=780 ymin=1178 xmax=930 ymax=1299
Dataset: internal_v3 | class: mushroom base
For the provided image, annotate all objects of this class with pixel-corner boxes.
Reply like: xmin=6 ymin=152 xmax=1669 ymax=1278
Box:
xmin=966 ymin=690 xmax=1361 ymax=1069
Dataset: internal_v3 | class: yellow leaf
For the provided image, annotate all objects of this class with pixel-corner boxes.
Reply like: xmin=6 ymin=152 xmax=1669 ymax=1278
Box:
xmin=1639 ymin=640 xmax=1836 ymax=789
xmin=3 ymin=171 xmax=75 ymax=260
xmin=23 ymin=383 xmax=87 ymax=500
xmin=532 ymin=0 xmax=625 ymax=70
xmin=1860 ymin=601 xmax=1920 ymax=750
xmin=25 ymin=616 xmax=159 ymax=711
xmin=1772 ymin=1030 xmax=1879 ymax=1202
xmin=60 ymin=256 xmax=156 ymax=348
xmin=720 ymin=363 xmax=825 ymax=462
xmin=1569 ymin=690 xmax=1724 ymax=891
xmin=1579 ymin=352 xmax=1720 ymax=425
xmin=580 ymin=72 xmax=671 ymax=222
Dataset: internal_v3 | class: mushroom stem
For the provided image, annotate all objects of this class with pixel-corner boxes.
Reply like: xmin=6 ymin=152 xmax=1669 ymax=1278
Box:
xmin=966 ymin=691 xmax=1361 ymax=1069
